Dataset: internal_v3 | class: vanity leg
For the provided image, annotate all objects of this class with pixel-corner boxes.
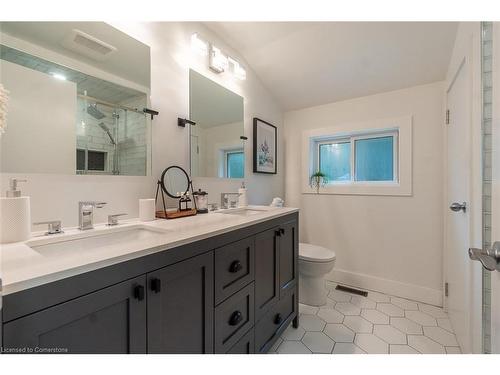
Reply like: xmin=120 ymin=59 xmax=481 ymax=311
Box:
xmin=293 ymin=316 xmax=299 ymax=328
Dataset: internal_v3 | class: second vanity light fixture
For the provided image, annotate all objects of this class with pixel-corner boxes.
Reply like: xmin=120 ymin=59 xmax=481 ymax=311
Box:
xmin=191 ymin=33 xmax=246 ymax=80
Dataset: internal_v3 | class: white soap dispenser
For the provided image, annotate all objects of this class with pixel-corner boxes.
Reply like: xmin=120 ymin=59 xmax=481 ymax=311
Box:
xmin=0 ymin=178 xmax=31 ymax=243
xmin=238 ymin=181 xmax=248 ymax=208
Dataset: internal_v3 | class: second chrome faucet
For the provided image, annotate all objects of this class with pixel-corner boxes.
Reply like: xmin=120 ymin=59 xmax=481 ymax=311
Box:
xmin=79 ymin=201 xmax=107 ymax=230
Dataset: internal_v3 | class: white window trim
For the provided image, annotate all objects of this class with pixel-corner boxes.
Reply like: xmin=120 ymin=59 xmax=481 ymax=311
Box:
xmin=302 ymin=116 xmax=412 ymax=196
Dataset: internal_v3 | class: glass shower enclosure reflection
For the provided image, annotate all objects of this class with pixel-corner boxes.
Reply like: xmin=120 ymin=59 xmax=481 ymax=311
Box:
xmin=76 ymin=94 xmax=148 ymax=176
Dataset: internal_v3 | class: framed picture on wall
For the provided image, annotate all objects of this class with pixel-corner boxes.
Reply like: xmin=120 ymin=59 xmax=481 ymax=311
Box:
xmin=253 ymin=118 xmax=277 ymax=174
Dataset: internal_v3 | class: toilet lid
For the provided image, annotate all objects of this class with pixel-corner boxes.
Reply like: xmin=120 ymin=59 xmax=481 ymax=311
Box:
xmin=299 ymin=243 xmax=336 ymax=263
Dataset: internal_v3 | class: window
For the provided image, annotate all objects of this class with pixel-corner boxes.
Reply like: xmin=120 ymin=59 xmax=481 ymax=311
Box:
xmin=302 ymin=116 xmax=412 ymax=196
xmin=225 ymin=150 xmax=244 ymax=178
xmin=316 ymin=131 xmax=397 ymax=184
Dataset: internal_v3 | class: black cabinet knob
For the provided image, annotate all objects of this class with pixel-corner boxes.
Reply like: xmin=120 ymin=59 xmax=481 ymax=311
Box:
xmin=134 ymin=285 xmax=145 ymax=301
xmin=229 ymin=260 xmax=243 ymax=273
xmin=150 ymin=278 xmax=162 ymax=293
xmin=280 ymin=228 xmax=285 ymax=235
xmin=274 ymin=313 xmax=283 ymax=325
xmin=229 ymin=311 xmax=243 ymax=326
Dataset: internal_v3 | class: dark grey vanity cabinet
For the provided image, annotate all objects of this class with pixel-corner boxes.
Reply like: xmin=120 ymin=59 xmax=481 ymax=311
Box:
xmin=1 ymin=212 xmax=298 ymax=354
xmin=3 ymin=276 xmax=147 ymax=354
xmin=147 ymin=252 xmax=214 ymax=354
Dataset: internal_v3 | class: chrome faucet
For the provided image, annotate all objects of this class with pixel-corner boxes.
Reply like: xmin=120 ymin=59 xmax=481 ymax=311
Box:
xmin=79 ymin=201 xmax=107 ymax=230
xmin=220 ymin=193 xmax=240 ymax=209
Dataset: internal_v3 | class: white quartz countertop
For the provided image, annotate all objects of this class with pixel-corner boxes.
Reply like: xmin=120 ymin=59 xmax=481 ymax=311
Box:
xmin=0 ymin=206 xmax=298 ymax=296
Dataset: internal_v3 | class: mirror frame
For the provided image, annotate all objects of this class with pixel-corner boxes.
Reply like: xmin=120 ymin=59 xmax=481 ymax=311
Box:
xmin=159 ymin=165 xmax=191 ymax=199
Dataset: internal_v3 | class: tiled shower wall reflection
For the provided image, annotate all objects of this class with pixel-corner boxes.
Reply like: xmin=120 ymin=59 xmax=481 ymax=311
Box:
xmin=481 ymin=21 xmax=492 ymax=354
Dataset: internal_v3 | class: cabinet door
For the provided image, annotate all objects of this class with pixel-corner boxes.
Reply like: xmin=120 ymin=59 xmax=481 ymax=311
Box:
xmin=3 ymin=276 xmax=147 ymax=354
xmin=278 ymin=220 xmax=298 ymax=298
xmin=227 ymin=328 xmax=255 ymax=354
xmin=147 ymin=252 xmax=214 ymax=354
xmin=254 ymin=227 xmax=280 ymax=322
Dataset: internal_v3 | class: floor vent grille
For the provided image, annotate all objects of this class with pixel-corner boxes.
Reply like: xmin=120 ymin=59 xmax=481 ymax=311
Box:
xmin=335 ymin=285 xmax=368 ymax=297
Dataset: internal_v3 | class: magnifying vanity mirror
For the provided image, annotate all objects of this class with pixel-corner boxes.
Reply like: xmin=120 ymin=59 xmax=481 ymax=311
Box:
xmin=189 ymin=69 xmax=245 ymax=179
xmin=0 ymin=22 xmax=152 ymax=176
xmin=160 ymin=165 xmax=190 ymax=198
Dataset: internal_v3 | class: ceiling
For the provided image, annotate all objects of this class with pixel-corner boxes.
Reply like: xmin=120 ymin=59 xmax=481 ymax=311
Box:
xmin=0 ymin=22 xmax=150 ymax=89
xmin=205 ymin=22 xmax=458 ymax=111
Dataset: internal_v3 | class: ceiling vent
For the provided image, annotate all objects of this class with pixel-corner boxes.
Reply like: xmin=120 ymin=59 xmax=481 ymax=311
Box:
xmin=61 ymin=29 xmax=117 ymax=61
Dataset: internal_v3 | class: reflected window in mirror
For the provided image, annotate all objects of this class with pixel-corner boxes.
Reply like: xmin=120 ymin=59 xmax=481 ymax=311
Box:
xmin=0 ymin=22 xmax=151 ymax=176
xmin=189 ymin=69 xmax=244 ymax=179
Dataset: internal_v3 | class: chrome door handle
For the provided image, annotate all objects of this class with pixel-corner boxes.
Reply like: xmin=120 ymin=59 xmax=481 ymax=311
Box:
xmin=450 ymin=202 xmax=467 ymax=212
xmin=469 ymin=242 xmax=500 ymax=271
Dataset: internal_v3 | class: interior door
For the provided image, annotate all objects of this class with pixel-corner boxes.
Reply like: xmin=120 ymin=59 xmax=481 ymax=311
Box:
xmin=445 ymin=58 xmax=472 ymax=353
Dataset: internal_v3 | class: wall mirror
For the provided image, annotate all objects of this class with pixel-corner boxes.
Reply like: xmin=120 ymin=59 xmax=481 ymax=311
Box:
xmin=0 ymin=22 xmax=151 ymax=176
xmin=189 ymin=69 xmax=244 ymax=179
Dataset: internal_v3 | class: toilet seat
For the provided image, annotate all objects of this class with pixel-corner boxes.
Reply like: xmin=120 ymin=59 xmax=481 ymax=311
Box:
xmin=299 ymin=243 xmax=336 ymax=263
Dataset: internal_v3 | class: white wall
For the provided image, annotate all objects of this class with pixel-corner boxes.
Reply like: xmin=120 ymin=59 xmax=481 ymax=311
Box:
xmin=1 ymin=61 xmax=76 ymax=174
xmin=0 ymin=22 xmax=284 ymax=229
xmin=284 ymin=81 xmax=445 ymax=306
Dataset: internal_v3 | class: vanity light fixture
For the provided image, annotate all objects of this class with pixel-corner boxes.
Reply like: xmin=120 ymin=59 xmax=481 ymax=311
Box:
xmin=209 ymin=45 xmax=228 ymax=73
xmin=191 ymin=33 xmax=208 ymax=56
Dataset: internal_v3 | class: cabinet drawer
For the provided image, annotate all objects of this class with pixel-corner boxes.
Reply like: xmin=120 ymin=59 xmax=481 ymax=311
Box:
xmin=226 ymin=328 xmax=255 ymax=354
xmin=215 ymin=283 xmax=255 ymax=353
xmin=254 ymin=288 xmax=297 ymax=353
xmin=214 ymin=236 xmax=255 ymax=305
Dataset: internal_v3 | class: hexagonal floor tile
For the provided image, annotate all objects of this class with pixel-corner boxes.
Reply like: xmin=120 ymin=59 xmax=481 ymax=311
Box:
xmin=366 ymin=291 xmax=391 ymax=303
xmin=335 ymin=302 xmax=361 ymax=316
xmin=300 ymin=314 xmax=327 ymax=332
xmin=437 ymin=318 xmax=454 ymax=333
xmin=300 ymin=303 xmax=319 ymax=315
xmin=391 ymin=297 xmax=418 ymax=311
xmin=408 ymin=335 xmax=445 ymax=354
xmin=390 ymin=317 xmax=423 ymax=334
xmin=324 ymin=323 xmax=355 ymax=343
xmin=354 ymin=333 xmax=389 ymax=354
xmin=281 ymin=325 xmax=306 ymax=341
xmin=445 ymin=346 xmax=462 ymax=354
xmin=301 ymin=331 xmax=335 ymax=353
xmin=277 ymin=341 xmax=312 ymax=354
xmin=332 ymin=343 xmax=366 ymax=354
xmin=418 ymin=303 xmax=448 ymax=319
xmin=361 ymin=309 xmax=390 ymax=324
xmin=373 ymin=325 xmax=407 ymax=344
xmin=317 ymin=308 xmax=344 ymax=323
xmin=405 ymin=310 xmax=437 ymax=326
xmin=376 ymin=303 xmax=405 ymax=317
xmin=351 ymin=295 xmax=377 ymax=309
xmin=390 ymin=344 xmax=419 ymax=354
xmin=423 ymin=326 xmax=458 ymax=346
xmin=343 ymin=316 xmax=373 ymax=333
xmin=328 ymin=290 xmax=353 ymax=302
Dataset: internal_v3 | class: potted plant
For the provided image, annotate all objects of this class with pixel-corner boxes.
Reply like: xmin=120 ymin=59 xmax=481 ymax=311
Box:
xmin=310 ymin=171 xmax=328 ymax=193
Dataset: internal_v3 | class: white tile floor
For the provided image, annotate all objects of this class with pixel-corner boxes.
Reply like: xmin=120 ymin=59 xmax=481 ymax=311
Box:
xmin=271 ymin=282 xmax=461 ymax=354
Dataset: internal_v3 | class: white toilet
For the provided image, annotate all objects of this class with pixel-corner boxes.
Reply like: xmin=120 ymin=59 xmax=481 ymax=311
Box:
xmin=299 ymin=243 xmax=336 ymax=306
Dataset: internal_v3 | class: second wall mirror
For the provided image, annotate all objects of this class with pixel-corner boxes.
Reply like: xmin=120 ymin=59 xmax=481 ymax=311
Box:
xmin=189 ymin=69 xmax=244 ymax=179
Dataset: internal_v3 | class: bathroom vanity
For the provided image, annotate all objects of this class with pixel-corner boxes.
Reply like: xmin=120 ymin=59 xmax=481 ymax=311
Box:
xmin=1 ymin=207 xmax=298 ymax=354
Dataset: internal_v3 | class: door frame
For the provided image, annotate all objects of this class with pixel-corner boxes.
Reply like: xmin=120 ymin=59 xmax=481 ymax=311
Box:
xmin=443 ymin=23 xmax=483 ymax=354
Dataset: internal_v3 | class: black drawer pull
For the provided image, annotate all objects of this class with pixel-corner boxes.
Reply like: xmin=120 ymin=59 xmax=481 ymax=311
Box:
xmin=229 ymin=311 xmax=243 ymax=326
xmin=274 ymin=313 xmax=283 ymax=325
xmin=150 ymin=278 xmax=162 ymax=293
xmin=280 ymin=228 xmax=285 ymax=235
xmin=134 ymin=285 xmax=145 ymax=301
xmin=275 ymin=230 xmax=281 ymax=237
xmin=229 ymin=260 xmax=243 ymax=273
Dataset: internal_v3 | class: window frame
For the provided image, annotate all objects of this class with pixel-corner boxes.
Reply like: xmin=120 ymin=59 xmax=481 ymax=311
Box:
xmin=314 ymin=130 xmax=399 ymax=185
xmin=302 ymin=116 xmax=412 ymax=196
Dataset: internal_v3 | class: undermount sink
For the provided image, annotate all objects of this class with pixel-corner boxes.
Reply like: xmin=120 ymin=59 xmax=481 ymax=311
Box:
xmin=29 ymin=226 xmax=170 ymax=254
xmin=217 ymin=207 xmax=273 ymax=216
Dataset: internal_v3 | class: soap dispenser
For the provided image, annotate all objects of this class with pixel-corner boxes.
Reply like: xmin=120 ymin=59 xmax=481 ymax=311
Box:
xmin=238 ymin=181 xmax=248 ymax=208
xmin=0 ymin=178 xmax=31 ymax=243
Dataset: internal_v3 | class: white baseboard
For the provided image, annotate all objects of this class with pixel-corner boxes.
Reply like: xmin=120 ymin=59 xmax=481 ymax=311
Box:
xmin=328 ymin=268 xmax=443 ymax=307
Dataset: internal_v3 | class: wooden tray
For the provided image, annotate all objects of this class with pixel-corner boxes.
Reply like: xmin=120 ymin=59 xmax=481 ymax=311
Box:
xmin=156 ymin=208 xmax=197 ymax=220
